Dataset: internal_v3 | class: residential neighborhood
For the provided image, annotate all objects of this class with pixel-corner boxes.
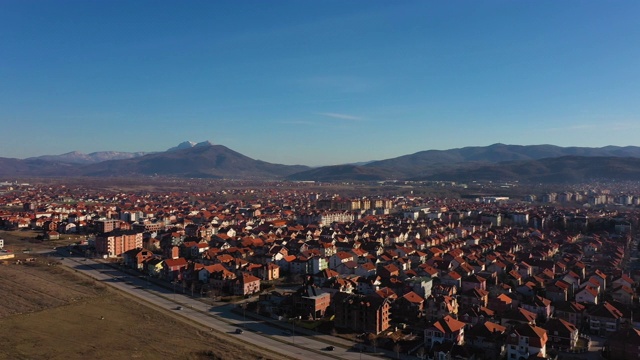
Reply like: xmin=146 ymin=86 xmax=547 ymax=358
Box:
xmin=1 ymin=179 xmax=639 ymax=359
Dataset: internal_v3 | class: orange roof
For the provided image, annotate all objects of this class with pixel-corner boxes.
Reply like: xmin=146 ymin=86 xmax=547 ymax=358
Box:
xmin=402 ymin=291 xmax=424 ymax=304
xmin=433 ymin=315 xmax=465 ymax=333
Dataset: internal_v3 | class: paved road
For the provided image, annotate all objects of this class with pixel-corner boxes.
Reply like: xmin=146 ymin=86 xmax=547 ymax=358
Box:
xmin=57 ymin=255 xmax=391 ymax=360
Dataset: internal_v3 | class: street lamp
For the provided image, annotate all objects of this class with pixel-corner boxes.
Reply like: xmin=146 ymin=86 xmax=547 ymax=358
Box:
xmin=291 ymin=316 xmax=301 ymax=344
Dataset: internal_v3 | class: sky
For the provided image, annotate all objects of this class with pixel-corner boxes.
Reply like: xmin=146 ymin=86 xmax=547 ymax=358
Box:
xmin=1 ymin=1 xmax=639 ymax=166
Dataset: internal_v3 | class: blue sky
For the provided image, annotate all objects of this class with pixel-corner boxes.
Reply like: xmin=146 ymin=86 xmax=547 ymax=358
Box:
xmin=1 ymin=1 xmax=639 ymax=166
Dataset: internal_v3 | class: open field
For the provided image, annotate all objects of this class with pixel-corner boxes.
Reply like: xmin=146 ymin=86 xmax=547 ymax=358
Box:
xmin=0 ymin=229 xmax=82 ymax=253
xmin=0 ymin=258 xmax=288 ymax=360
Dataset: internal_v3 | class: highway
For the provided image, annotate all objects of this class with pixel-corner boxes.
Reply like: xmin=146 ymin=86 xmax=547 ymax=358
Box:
xmin=57 ymin=254 xmax=391 ymax=360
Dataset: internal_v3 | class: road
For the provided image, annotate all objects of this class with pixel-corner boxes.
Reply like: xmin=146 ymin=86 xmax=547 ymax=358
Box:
xmin=57 ymin=254 xmax=391 ymax=360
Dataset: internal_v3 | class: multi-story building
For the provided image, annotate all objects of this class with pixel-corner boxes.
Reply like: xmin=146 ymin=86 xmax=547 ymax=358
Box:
xmin=94 ymin=219 xmax=119 ymax=234
xmin=332 ymin=292 xmax=391 ymax=334
xmin=293 ymin=290 xmax=331 ymax=320
xmin=95 ymin=230 xmax=143 ymax=257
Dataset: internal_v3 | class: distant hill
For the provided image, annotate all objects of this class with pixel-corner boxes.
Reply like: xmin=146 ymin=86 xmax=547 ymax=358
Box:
xmin=363 ymin=143 xmax=640 ymax=177
xmin=24 ymin=140 xmax=214 ymax=164
xmin=28 ymin=151 xmax=149 ymax=165
xmin=287 ymin=165 xmax=389 ymax=182
xmin=79 ymin=143 xmax=309 ymax=179
xmin=416 ymin=156 xmax=640 ymax=183
xmin=0 ymin=157 xmax=81 ymax=177
xmin=285 ymin=144 xmax=640 ymax=182
xmin=3 ymin=143 xmax=640 ymax=182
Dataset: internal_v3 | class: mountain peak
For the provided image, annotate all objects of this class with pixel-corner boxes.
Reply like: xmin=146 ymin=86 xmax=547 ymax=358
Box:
xmin=167 ymin=140 xmax=212 ymax=152
xmin=194 ymin=140 xmax=213 ymax=147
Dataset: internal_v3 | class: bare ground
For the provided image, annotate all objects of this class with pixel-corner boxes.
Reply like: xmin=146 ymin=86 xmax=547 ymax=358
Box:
xmin=0 ymin=259 xmax=290 ymax=360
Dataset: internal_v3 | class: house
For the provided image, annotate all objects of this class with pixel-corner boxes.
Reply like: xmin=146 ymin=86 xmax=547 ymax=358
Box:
xmin=465 ymin=321 xmax=507 ymax=360
xmin=611 ymin=285 xmax=635 ymax=305
xmin=604 ymin=327 xmax=640 ymax=360
xmin=292 ymin=289 xmax=331 ymax=320
xmin=500 ymin=307 xmax=537 ymax=327
xmin=258 ymin=263 xmax=280 ymax=281
xmin=575 ymin=285 xmax=599 ymax=305
xmin=546 ymin=280 xmax=570 ymax=302
xmin=404 ymin=276 xmax=434 ymax=298
xmin=488 ymin=293 xmax=515 ymax=313
xmin=233 ymin=273 xmax=261 ymax=296
xmin=461 ymin=275 xmax=487 ymax=292
xmin=520 ymin=296 xmax=553 ymax=321
xmin=332 ymin=292 xmax=391 ymax=334
xmin=554 ymin=301 xmax=587 ymax=328
xmin=459 ymin=306 xmax=496 ymax=325
xmin=426 ymin=340 xmax=475 ymax=360
xmin=542 ymin=318 xmax=579 ymax=351
xmin=329 ymin=251 xmax=355 ymax=268
xmin=424 ymin=315 xmax=466 ymax=349
xmin=122 ymin=248 xmax=154 ymax=270
xmin=392 ymin=291 xmax=424 ymax=323
xmin=162 ymin=257 xmax=188 ymax=281
xmin=145 ymin=258 xmax=164 ymax=277
xmin=45 ymin=230 xmax=60 ymax=240
xmin=587 ymin=301 xmax=625 ymax=336
xmin=612 ymin=274 xmax=635 ymax=289
xmin=460 ymin=287 xmax=489 ymax=308
xmin=505 ymin=323 xmax=548 ymax=359
xmin=425 ymin=295 xmax=458 ymax=321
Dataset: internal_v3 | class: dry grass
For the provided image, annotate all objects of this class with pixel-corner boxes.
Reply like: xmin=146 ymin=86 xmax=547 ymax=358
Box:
xmin=0 ymin=229 xmax=80 ymax=253
xmin=0 ymin=261 xmax=287 ymax=360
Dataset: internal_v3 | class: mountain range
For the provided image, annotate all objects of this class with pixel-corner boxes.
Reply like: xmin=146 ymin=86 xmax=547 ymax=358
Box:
xmin=2 ymin=142 xmax=640 ymax=183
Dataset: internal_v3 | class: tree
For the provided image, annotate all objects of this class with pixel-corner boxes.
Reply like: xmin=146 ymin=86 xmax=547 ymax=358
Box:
xmin=393 ymin=343 xmax=401 ymax=359
xmin=370 ymin=336 xmax=378 ymax=353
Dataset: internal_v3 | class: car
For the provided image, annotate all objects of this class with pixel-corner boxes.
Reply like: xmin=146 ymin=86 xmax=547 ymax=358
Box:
xmin=325 ymin=346 xmax=334 ymax=351
xmin=176 ymin=306 xmax=183 ymax=310
xmin=235 ymin=328 xmax=244 ymax=334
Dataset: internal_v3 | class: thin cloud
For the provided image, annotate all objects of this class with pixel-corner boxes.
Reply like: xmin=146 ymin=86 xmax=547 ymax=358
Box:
xmin=279 ymin=120 xmax=315 ymax=125
xmin=318 ymin=112 xmax=362 ymax=121
xmin=611 ymin=122 xmax=640 ymax=131
xmin=545 ymin=124 xmax=597 ymax=132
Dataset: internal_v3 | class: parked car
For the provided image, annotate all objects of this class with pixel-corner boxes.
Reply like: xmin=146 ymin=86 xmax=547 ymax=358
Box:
xmin=235 ymin=328 xmax=244 ymax=334
xmin=176 ymin=306 xmax=183 ymax=310
xmin=325 ymin=346 xmax=334 ymax=351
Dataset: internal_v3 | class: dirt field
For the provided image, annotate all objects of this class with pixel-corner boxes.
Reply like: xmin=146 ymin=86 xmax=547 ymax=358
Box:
xmin=0 ymin=259 xmax=288 ymax=360
xmin=0 ymin=229 xmax=81 ymax=253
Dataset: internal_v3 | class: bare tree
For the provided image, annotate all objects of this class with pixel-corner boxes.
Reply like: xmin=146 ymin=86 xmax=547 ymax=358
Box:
xmin=393 ymin=343 xmax=401 ymax=359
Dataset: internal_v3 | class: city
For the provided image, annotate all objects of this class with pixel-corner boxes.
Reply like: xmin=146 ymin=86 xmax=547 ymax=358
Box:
xmin=2 ymin=1 xmax=640 ymax=359
xmin=0 ymin=178 xmax=638 ymax=359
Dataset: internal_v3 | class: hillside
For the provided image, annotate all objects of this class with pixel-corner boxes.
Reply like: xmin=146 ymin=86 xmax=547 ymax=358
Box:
xmin=79 ymin=144 xmax=309 ymax=179
xmin=287 ymin=164 xmax=390 ymax=182
xmin=364 ymin=143 xmax=640 ymax=177
xmin=417 ymin=156 xmax=640 ymax=183
xmin=3 ymin=143 xmax=640 ymax=183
